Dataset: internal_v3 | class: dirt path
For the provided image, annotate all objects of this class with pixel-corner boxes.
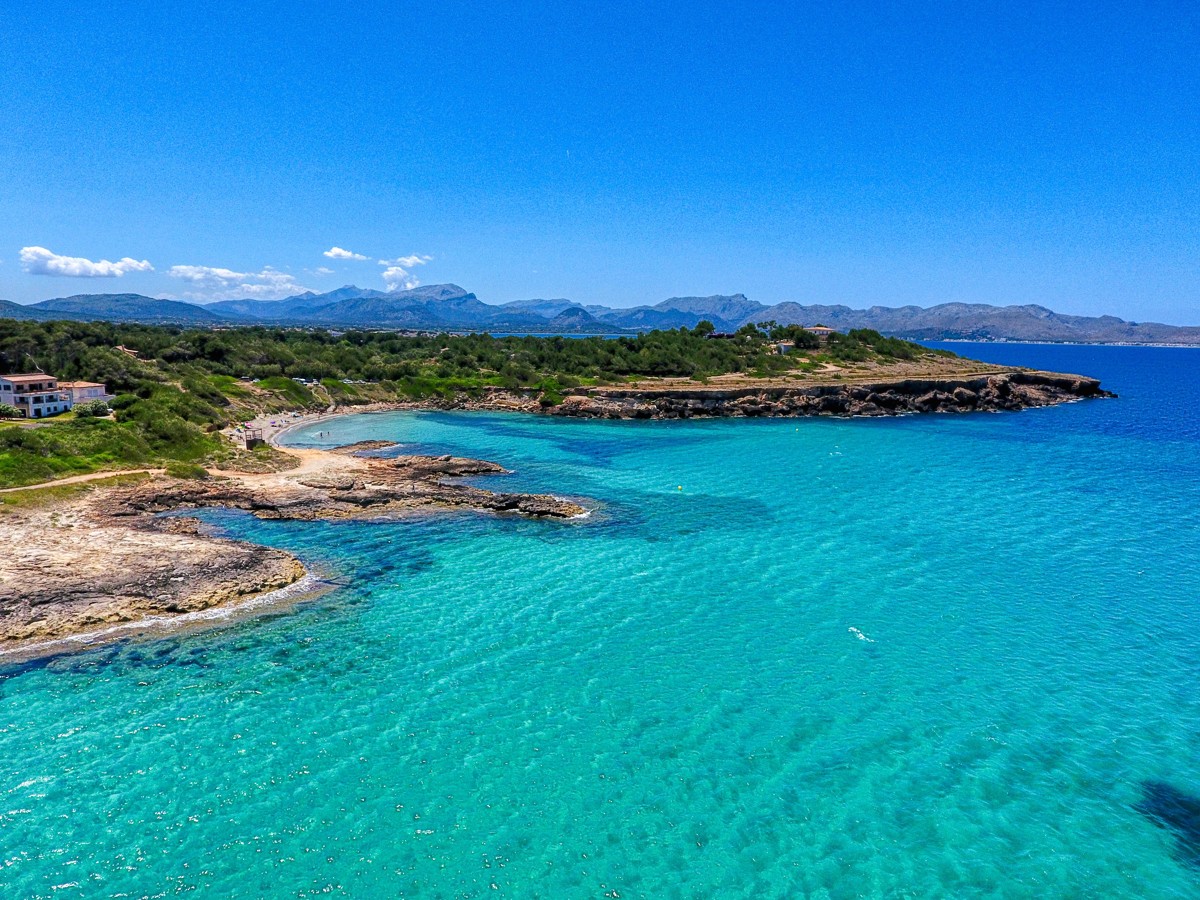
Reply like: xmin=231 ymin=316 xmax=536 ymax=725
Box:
xmin=232 ymin=447 xmax=365 ymax=490
xmin=0 ymin=468 xmax=163 ymax=494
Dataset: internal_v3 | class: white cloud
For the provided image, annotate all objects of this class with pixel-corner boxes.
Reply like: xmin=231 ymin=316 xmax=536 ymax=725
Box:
xmin=167 ymin=264 xmax=308 ymax=300
xmin=377 ymin=253 xmax=431 ymax=291
xmin=323 ymin=246 xmax=368 ymax=260
xmin=20 ymin=246 xmax=153 ymax=278
xmin=381 ymin=266 xmax=421 ymax=291
xmin=313 ymin=266 xmax=335 ymax=275
xmin=168 ymin=265 xmax=247 ymax=284
xmin=379 ymin=254 xmax=432 ymax=268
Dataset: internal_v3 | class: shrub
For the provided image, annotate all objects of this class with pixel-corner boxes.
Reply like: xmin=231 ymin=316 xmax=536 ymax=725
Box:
xmin=537 ymin=377 xmax=565 ymax=406
xmin=164 ymin=461 xmax=209 ymax=480
xmin=73 ymin=399 xmax=111 ymax=418
xmin=0 ymin=403 xmax=19 ymax=419
xmin=256 ymin=376 xmax=317 ymax=406
xmin=181 ymin=376 xmax=230 ymax=406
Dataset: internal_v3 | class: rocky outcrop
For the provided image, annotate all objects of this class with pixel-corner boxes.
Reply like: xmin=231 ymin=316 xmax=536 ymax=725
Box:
xmin=0 ymin=507 xmax=305 ymax=653
xmin=328 ymin=440 xmax=399 ymax=455
xmin=107 ymin=453 xmax=586 ymax=522
xmin=389 ymin=455 xmax=508 ymax=478
xmin=425 ymin=371 xmax=1111 ymax=420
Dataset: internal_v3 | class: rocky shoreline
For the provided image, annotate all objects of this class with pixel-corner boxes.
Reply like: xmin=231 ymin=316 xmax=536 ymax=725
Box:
xmin=414 ymin=370 xmax=1113 ymax=419
xmin=0 ymin=500 xmax=306 ymax=657
xmin=0 ymin=448 xmax=586 ymax=659
xmin=0 ymin=368 xmax=1109 ymax=658
xmin=105 ymin=449 xmax=587 ymax=522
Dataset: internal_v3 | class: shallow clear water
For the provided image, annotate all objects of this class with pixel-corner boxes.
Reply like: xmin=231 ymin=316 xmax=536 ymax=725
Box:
xmin=4 ymin=344 xmax=1200 ymax=898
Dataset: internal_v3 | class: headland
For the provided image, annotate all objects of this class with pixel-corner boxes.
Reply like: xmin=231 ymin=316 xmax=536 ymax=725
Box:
xmin=409 ymin=369 xmax=1109 ymax=419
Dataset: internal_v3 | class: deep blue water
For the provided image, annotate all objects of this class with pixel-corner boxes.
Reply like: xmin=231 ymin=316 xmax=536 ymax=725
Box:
xmin=2 ymin=343 xmax=1200 ymax=898
xmin=925 ymin=341 xmax=1200 ymax=444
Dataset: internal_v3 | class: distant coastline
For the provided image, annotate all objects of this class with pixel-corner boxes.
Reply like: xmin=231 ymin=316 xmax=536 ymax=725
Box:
xmin=924 ymin=338 xmax=1200 ymax=349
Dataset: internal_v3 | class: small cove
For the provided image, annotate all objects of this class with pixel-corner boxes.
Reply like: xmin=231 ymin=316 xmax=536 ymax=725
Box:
xmin=2 ymin=344 xmax=1200 ymax=898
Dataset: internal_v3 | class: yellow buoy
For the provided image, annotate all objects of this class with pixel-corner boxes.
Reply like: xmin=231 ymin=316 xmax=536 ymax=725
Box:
xmin=677 ymin=485 xmax=682 ymax=491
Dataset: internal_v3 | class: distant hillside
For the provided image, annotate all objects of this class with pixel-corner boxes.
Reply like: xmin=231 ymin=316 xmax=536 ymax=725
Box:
xmin=2 ymin=285 xmax=1198 ymax=343
xmin=655 ymin=294 xmax=762 ymax=323
xmin=0 ymin=299 xmax=44 ymax=320
xmin=589 ymin=294 xmax=763 ymax=332
xmin=203 ymin=285 xmax=395 ymax=321
xmin=304 ymin=285 xmax=495 ymax=327
xmin=199 ymin=284 xmax=630 ymax=333
xmin=24 ymin=293 xmax=225 ymax=325
xmin=499 ymin=298 xmax=582 ymax=317
xmin=545 ymin=306 xmax=608 ymax=332
xmin=745 ymin=301 xmax=1200 ymax=344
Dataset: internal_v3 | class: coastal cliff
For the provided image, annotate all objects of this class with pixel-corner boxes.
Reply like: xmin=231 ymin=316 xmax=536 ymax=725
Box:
xmin=413 ymin=371 xmax=1112 ymax=420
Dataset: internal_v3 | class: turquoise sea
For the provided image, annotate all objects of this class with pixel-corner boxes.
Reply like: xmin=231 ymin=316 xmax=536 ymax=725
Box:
xmin=4 ymin=343 xmax=1200 ymax=898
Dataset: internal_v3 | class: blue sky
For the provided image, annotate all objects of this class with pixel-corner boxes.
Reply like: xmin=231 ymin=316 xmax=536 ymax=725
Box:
xmin=1 ymin=1 xmax=1197 ymax=322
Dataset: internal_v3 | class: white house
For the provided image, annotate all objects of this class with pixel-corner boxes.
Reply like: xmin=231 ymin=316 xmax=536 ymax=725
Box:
xmin=60 ymin=381 xmax=113 ymax=404
xmin=0 ymin=374 xmax=73 ymax=418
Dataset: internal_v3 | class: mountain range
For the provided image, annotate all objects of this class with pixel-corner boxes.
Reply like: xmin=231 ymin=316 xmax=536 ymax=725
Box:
xmin=3 ymin=284 xmax=1199 ymax=344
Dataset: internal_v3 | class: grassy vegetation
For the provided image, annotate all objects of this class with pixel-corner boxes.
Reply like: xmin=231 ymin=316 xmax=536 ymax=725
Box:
xmin=206 ymin=374 xmax=251 ymax=399
xmin=163 ymin=461 xmax=210 ymax=480
xmin=0 ymin=420 xmax=158 ymax=486
xmin=0 ymin=318 xmax=953 ymax=488
xmin=0 ymin=472 xmax=151 ymax=511
xmin=254 ymin=376 xmax=317 ymax=407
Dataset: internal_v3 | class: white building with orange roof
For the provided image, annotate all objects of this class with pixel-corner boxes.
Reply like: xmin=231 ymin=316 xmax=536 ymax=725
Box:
xmin=0 ymin=374 xmax=73 ymax=418
xmin=59 ymin=381 xmax=113 ymax=404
